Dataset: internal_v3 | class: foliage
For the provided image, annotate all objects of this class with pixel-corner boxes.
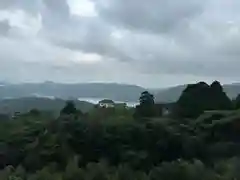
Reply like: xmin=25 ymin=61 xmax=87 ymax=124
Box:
xmin=234 ymin=94 xmax=240 ymax=109
xmin=175 ymin=81 xmax=232 ymax=118
xmin=135 ymin=91 xmax=159 ymax=118
xmin=2 ymin=158 xmax=240 ymax=180
xmin=60 ymin=101 xmax=79 ymax=115
xmin=2 ymin=81 xmax=240 ymax=179
xmin=0 ymin=97 xmax=94 ymax=115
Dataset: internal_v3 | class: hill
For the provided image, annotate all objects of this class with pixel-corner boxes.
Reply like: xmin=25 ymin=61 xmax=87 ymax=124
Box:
xmin=154 ymin=85 xmax=187 ymax=103
xmin=0 ymin=97 xmax=94 ymax=115
xmin=1 ymin=82 xmax=240 ymax=103
xmin=0 ymin=82 xmax=146 ymax=102
xmin=155 ymin=83 xmax=240 ymax=103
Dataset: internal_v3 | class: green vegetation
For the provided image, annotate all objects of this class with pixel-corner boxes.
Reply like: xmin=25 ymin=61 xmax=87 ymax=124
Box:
xmin=135 ymin=91 xmax=157 ymax=118
xmin=61 ymin=101 xmax=78 ymax=115
xmin=155 ymin=83 xmax=240 ymax=103
xmin=0 ymin=97 xmax=94 ymax=115
xmin=2 ymin=81 xmax=240 ymax=179
xmin=175 ymin=81 xmax=233 ymax=118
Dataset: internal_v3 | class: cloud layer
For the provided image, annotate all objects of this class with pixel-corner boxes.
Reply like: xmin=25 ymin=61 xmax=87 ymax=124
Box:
xmin=0 ymin=0 xmax=239 ymax=87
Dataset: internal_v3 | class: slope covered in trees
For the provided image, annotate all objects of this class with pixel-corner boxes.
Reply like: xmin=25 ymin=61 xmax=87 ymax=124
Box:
xmin=175 ymin=81 xmax=233 ymax=118
xmin=0 ymin=97 xmax=94 ymax=115
xmin=2 ymin=81 xmax=240 ymax=180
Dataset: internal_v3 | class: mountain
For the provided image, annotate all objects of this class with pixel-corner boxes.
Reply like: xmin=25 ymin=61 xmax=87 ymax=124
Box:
xmin=2 ymin=82 xmax=240 ymax=103
xmin=0 ymin=82 xmax=146 ymax=102
xmin=154 ymin=85 xmax=186 ymax=103
xmin=155 ymin=83 xmax=240 ymax=103
xmin=0 ymin=97 xmax=94 ymax=114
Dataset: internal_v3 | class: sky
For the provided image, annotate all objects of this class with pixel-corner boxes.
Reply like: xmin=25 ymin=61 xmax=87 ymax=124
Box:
xmin=0 ymin=0 xmax=240 ymax=88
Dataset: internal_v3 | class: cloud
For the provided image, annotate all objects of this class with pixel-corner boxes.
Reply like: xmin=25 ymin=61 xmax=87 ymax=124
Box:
xmin=0 ymin=20 xmax=10 ymax=35
xmin=0 ymin=0 xmax=41 ymax=15
xmin=93 ymin=0 xmax=204 ymax=33
xmin=0 ymin=0 xmax=239 ymax=88
xmin=41 ymin=0 xmax=70 ymax=27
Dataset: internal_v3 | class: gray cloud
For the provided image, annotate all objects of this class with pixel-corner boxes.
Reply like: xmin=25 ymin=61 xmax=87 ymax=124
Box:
xmin=93 ymin=0 xmax=204 ymax=33
xmin=0 ymin=0 xmax=41 ymax=15
xmin=0 ymin=0 xmax=239 ymax=87
xmin=41 ymin=0 xmax=70 ymax=28
xmin=0 ymin=20 xmax=10 ymax=35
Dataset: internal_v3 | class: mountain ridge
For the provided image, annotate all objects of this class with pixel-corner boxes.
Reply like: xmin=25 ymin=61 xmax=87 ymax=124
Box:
xmin=0 ymin=97 xmax=94 ymax=115
xmin=0 ymin=82 xmax=146 ymax=102
xmin=0 ymin=82 xmax=240 ymax=103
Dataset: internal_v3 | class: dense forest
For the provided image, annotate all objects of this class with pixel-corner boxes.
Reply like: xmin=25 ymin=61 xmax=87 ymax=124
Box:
xmin=1 ymin=81 xmax=240 ymax=180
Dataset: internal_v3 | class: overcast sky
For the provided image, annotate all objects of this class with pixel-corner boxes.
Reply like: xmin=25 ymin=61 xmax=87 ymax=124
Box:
xmin=0 ymin=0 xmax=240 ymax=88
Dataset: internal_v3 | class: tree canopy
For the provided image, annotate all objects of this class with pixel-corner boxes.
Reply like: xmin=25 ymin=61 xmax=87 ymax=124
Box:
xmin=135 ymin=91 xmax=157 ymax=118
xmin=2 ymin=80 xmax=240 ymax=180
xmin=60 ymin=101 xmax=78 ymax=115
xmin=175 ymin=81 xmax=232 ymax=118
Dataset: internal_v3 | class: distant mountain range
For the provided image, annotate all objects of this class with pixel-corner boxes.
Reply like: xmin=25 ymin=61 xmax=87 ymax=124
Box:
xmin=0 ymin=82 xmax=240 ymax=103
xmin=0 ymin=97 xmax=94 ymax=115
xmin=0 ymin=82 xmax=146 ymax=102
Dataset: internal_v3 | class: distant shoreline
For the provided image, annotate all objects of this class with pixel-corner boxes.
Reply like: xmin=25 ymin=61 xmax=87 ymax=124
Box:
xmin=78 ymin=97 xmax=138 ymax=107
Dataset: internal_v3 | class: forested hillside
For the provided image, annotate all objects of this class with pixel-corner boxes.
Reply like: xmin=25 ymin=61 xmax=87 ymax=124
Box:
xmin=0 ymin=97 xmax=94 ymax=115
xmin=2 ymin=81 xmax=240 ymax=180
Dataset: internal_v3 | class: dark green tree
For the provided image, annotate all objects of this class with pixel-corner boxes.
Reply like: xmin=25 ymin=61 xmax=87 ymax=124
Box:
xmin=135 ymin=91 xmax=156 ymax=118
xmin=175 ymin=82 xmax=209 ymax=118
xmin=61 ymin=101 xmax=77 ymax=115
xmin=139 ymin=91 xmax=155 ymax=105
xmin=29 ymin=108 xmax=41 ymax=116
xmin=234 ymin=94 xmax=240 ymax=109
xmin=175 ymin=81 xmax=232 ymax=118
xmin=209 ymin=81 xmax=233 ymax=110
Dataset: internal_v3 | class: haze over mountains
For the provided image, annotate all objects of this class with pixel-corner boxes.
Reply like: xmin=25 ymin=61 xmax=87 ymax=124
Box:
xmin=0 ymin=82 xmax=240 ymax=103
xmin=0 ymin=97 xmax=94 ymax=115
xmin=0 ymin=82 xmax=146 ymax=102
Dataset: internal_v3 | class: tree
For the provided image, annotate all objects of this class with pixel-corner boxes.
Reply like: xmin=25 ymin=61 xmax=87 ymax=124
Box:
xmin=234 ymin=94 xmax=240 ymax=109
xmin=135 ymin=91 xmax=156 ymax=118
xmin=175 ymin=81 xmax=232 ymax=118
xmin=175 ymin=82 xmax=209 ymax=118
xmin=209 ymin=81 xmax=232 ymax=110
xmin=61 ymin=101 xmax=78 ymax=115
xmin=139 ymin=91 xmax=155 ymax=106
xmin=29 ymin=109 xmax=41 ymax=116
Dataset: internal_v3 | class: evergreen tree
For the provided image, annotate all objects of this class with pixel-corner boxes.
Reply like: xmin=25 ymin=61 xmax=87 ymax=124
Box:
xmin=61 ymin=101 xmax=78 ymax=115
xmin=175 ymin=81 xmax=233 ymax=118
xmin=234 ymin=94 xmax=240 ymax=109
xmin=135 ymin=91 xmax=156 ymax=118
xmin=209 ymin=81 xmax=232 ymax=110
